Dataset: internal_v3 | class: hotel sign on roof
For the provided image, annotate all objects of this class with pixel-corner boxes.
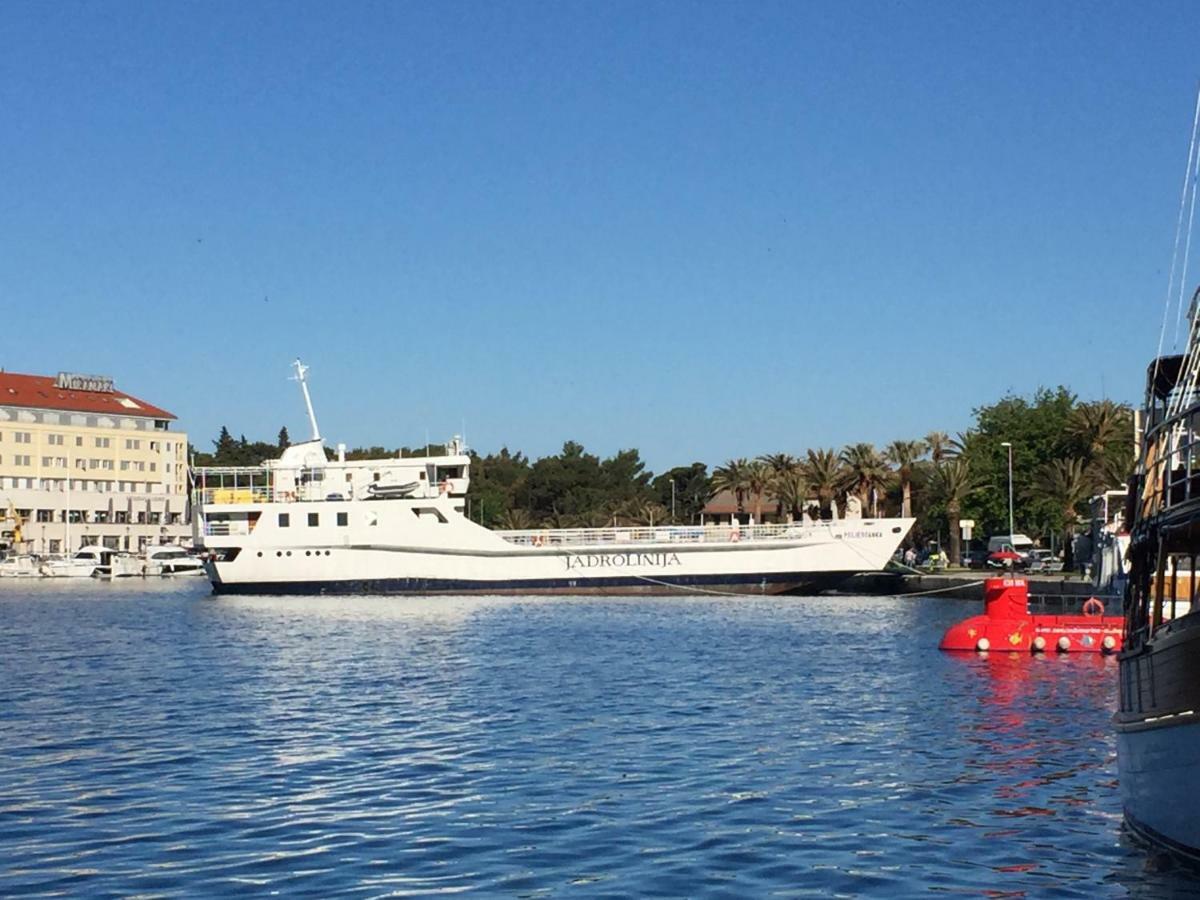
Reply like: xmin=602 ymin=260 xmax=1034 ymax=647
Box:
xmin=55 ymin=372 xmax=114 ymax=393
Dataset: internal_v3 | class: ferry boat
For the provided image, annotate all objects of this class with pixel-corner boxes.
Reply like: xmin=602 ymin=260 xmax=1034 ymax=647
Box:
xmin=1118 ymin=298 xmax=1200 ymax=861
xmin=193 ymin=362 xmax=915 ymax=596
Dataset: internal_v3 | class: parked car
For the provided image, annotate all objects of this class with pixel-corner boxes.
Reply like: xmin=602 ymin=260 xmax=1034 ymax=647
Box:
xmin=1026 ymin=549 xmax=1063 ymax=573
xmin=962 ymin=548 xmax=989 ymax=569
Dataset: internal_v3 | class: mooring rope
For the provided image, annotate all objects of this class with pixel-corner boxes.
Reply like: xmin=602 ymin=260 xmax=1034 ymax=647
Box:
xmin=891 ymin=579 xmax=986 ymax=598
xmin=631 ymin=573 xmax=766 ymax=597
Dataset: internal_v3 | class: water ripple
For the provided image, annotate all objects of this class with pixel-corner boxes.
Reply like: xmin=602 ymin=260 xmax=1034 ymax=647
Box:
xmin=0 ymin=584 xmax=1195 ymax=895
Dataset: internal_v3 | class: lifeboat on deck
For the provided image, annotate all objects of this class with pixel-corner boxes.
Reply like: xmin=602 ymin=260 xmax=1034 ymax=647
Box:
xmin=939 ymin=577 xmax=1123 ymax=654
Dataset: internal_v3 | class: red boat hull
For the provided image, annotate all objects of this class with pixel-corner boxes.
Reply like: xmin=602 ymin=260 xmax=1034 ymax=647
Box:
xmin=939 ymin=577 xmax=1123 ymax=653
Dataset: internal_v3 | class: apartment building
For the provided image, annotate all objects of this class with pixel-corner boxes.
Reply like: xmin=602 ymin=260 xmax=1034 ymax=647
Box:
xmin=0 ymin=370 xmax=188 ymax=553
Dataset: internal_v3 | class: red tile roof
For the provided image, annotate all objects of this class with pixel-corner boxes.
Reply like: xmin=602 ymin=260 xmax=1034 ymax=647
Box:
xmin=0 ymin=371 xmax=176 ymax=420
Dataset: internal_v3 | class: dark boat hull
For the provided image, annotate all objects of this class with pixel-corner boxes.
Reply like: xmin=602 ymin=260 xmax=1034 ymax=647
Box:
xmin=1117 ymin=617 xmax=1200 ymax=860
xmin=207 ymin=570 xmax=859 ymax=596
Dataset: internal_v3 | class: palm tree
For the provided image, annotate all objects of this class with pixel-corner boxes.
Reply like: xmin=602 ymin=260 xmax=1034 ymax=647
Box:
xmin=840 ymin=443 xmax=892 ymax=516
xmin=925 ymin=431 xmax=952 ymax=465
xmin=1028 ymin=456 xmax=1092 ymax=570
xmin=948 ymin=430 xmax=982 ymax=462
xmin=1068 ymin=400 xmax=1134 ymax=490
xmin=620 ymin=501 xmax=669 ymax=526
xmin=771 ymin=468 xmax=808 ymax=521
xmin=929 ymin=457 xmax=984 ymax=566
xmin=745 ymin=460 xmax=773 ymax=523
xmin=498 ymin=508 xmax=533 ymax=530
xmin=885 ymin=439 xmax=926 ymax=518
xmin=1067 ymin=400 xmax=1129 ymax=459
xmin=802 ymin=448 xmax=846 ymax=520
xmin=758 ymin=453 xmax=800 ymax=519
xmin=711 ymin=458 xmax=751 ymax=520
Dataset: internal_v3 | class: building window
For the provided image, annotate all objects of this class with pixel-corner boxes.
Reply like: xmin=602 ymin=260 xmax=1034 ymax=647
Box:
xmin=125 ymin=439 xmax=140 ymax=450
xmin=115 ymin=511 xmax=128 ymax=524
xmin=15 ymin=432 xmax=31 ymax=444
xmin=95 ymin=437 xmax=110 ymax=448
xmin=15 ymin=455 xmax=30 ymax=466
xmin=308 ymin=513 xmax=319 ymax=527
xmin=278 ymin=513 xmax=290 ymax=527
xmin=120 ymin=461 xmax=130 ymax=471
xmin=36 ymin=509 xmax=53 ymax=523
xmin=102 ymin=460 xmax=114 ymax=470
xmin=41 ymin=456 xmax=51 ymax=467
xmin=48 ymin=434 xmax=63 ymax=446
xmin=149 ymin=463 xmax=156 ymax=472
xmin=337 ymin=512 xmax=348 ymax=527
xmin=94 ymin=511 xmax=109 ymax=523
xmin=75 ymin=436 xmax=83 ymax=447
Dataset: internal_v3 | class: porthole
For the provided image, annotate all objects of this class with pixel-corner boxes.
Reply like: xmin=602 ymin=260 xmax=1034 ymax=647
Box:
xmin=305 ymin=550 xmax=311 ymax=557
xmin=257 ymin=551 xmax=263 ymax=557
xmin=276 ymin=551 xmax=282 ymax=557
xmin=286 ymin=551 xmax=292 ymax=557
xmin=325 ymin=550 xmax=331 ymax=556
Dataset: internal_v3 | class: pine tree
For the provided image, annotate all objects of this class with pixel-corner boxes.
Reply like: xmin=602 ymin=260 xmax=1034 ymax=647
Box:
xmin=213 ymin=426 xmax=237 ymax=463
xmin=278 ymin=426 xmax=290 ymax=449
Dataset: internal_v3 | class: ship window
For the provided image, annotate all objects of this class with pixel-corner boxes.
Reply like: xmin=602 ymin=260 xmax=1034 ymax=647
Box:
xmin=279 ymin=513 xmax=290 ymax=527
xmin=412 ymin=507 xmax=448 ymax=523
xmin=337 ymin=512 xmax=348 ymax=527
xmin=308 ymin=513 xmax=319 ymax=527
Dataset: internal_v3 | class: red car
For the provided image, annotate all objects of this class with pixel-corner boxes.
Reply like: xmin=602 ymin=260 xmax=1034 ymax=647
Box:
xmin=987 ymin=549 xmax=1026 ymax=569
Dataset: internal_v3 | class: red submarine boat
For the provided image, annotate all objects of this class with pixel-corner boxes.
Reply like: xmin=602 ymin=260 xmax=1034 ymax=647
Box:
xmin=939 ymin=577 xmax=1123 ymax=653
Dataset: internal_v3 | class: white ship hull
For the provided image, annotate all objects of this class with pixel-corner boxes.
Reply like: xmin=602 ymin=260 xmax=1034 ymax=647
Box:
xmin=200 ymin=497 xmax=913 ymax=596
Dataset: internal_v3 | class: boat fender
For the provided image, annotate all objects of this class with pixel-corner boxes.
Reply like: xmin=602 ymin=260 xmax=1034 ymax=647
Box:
xmin=730 ymin=529 xmax=740 ymax=543
xmin=532 ymin=535 xmax=545 ymax=547
xmin=1057 ymin=636 xmax=1071 ymax=652
xmin=1102 ymin=635 xmax=1117 ymax=653
xmin=1032 ymin=635 xmax=1046 ymax=653
xmin=1082 ymin=597 xmax=1105 ymax=617
xmin=976 ymin=637 xmax=990 ymax=651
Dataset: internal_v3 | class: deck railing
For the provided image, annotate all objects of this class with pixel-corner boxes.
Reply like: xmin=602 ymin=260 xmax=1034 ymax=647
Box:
xmin=495 ymin=521 xmax=831 ymax=548
xmin=1140 ymin=410 xmax=1200 ymax=521
xmin=203 ymin=520 xmax=253 ymax=536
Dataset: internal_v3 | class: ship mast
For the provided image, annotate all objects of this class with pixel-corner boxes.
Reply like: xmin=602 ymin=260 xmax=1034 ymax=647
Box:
xmin=291 ymin=359 xmax=321 ymax=443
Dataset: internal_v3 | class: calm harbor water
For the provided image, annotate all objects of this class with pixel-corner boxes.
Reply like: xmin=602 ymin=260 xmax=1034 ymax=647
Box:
xmin=1 ymin=581 xmax=1196 ymax=897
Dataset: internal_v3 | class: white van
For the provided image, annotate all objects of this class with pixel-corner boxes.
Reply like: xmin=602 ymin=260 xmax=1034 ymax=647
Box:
xmin=988 ymin=534 xmax=1035 ymax=556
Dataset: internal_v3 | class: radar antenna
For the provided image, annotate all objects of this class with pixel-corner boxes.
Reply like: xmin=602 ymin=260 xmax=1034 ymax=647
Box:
xmin=290 ymin=359 xmax=321 ymax=443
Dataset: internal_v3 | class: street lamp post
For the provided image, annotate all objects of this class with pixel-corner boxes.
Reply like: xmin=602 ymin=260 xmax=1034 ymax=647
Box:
xmin=1000 ymin=442 xmax=1015 ymax=544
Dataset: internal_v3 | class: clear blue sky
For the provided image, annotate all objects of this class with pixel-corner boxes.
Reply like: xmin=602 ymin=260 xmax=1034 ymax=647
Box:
xmin=3 ymin=1 xmax=1198 ymax=470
